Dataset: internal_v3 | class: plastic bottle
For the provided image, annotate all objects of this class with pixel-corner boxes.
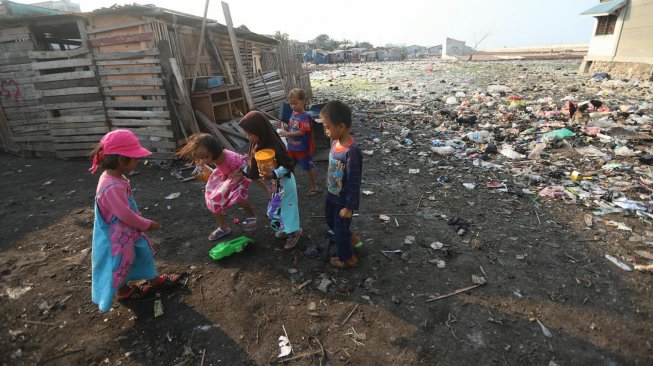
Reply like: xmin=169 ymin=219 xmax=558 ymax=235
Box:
xmin=466 ymin=131 xmax=493 ymax=143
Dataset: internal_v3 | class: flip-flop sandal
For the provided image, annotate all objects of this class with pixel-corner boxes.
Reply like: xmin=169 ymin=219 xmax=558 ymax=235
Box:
xmin=307 ymin=189 xmax=321 ymax=197
xmin=243 ymin=217 xmax=257 ymax=232
xmin=284 ymin=229 xmax=303 ymax=250
xmin=117 ymin=284 xmax=156 ymax=303
xmin=149 ymin=273 xmax=186 ymax=291
xmin=208 ymin=227 xmax=232 ymax=241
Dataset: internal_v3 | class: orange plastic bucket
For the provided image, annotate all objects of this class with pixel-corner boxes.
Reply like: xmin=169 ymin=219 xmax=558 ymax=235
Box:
xmin=192 ymin=163 xmax=213 ymax=182
xmin=255 ymin=149 xmax=277 ymax=177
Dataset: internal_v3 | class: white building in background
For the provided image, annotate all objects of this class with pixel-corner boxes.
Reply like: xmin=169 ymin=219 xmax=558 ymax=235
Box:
xmin=579 ymin=0 xmax=653 ymax=80
xmin=442 ymin=37 xmax=466 ymax=59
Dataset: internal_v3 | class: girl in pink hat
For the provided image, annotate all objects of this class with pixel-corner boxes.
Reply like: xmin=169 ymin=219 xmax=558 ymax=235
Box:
xmin=89 ymin=129 xmax=181 ymax=312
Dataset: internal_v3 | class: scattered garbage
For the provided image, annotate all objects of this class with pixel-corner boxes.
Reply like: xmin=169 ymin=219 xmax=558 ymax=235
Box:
xmin=429 ymin=258 xmax=446 ymax=268
xmin=317 ymin=278 xmax=333 ymax=293
xmin=472 ymin=275 xmax=487 ymax=285
xmin=4 ymin=286 xmax=32 ymax=300
xmin=536 ymin=319 xmax=553 ymax=338
xmin=605 ymin=254 xmax=633 ymax=271
xmin=164 ymin=192 xmax=181 ymax=200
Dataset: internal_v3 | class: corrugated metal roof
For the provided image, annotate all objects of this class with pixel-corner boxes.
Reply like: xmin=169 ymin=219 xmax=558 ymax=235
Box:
xmin=580 ymin=0 xmax=627 ymax=16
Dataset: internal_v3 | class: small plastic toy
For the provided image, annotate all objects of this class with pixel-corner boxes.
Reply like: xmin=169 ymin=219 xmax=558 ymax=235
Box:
xmin=209 ymin=236 xmax=254 ymax=260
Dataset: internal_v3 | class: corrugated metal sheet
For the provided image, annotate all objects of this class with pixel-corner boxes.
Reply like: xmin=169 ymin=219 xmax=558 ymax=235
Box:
xmin=580 ymin=0 xmax=627 ymax=16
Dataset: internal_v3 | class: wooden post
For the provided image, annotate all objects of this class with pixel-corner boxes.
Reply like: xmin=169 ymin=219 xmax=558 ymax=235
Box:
xmin=170 ymin=58 xmax=200 ymax=133
xmin=205 ymin=27 xmax=234 ymax=85
xmin=221 ymin=1 xmax=255 ymax=110
xmin=191 ymin=0 xmax=210 ymax=92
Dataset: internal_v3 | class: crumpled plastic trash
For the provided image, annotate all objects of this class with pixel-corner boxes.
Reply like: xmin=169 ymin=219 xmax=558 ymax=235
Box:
xmin=278 ymin=336 xmax=292 ymax=357
xmin=543 ymin=128 xmax=574 ymax=141
xmin=500 ymin=147 xmax=525 ymax=159
xmin=615 ymin=146 xmax=636 ymax=157
xmin=165 ymin=192 xmax=181 ymax=200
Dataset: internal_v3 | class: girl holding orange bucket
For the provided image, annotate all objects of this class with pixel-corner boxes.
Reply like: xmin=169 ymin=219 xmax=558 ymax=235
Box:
xmin=177 ymin=133 xmax=268 ymax=241
xmin=236 ymin=111 xmax=303 ymax=249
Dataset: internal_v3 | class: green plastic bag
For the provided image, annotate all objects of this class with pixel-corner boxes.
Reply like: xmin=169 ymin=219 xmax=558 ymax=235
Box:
xmin=543 ymin=128 xmax=574 ymax=141
xmin=209 ymin=236 xmax=254 ymax=261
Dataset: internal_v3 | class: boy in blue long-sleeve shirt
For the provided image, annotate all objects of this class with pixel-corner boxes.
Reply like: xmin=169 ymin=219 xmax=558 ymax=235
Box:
xmin=320 ymin=100 xmax=362 ymax=268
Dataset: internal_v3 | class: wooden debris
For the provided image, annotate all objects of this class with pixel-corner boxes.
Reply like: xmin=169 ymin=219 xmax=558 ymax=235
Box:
xmin=426 ymin=284 xmax=484 ymax=303
xmin=341 ymin=304 xmax=359 ymax=326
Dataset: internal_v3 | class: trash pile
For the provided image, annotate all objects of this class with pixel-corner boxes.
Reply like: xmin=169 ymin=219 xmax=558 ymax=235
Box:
xmin=312 ymin=59 xmax=653 ymax=273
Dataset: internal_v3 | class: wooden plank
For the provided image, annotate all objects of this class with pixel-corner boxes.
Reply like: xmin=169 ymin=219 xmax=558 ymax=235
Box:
xmin=98 ymin=66 xmax=162 ymax=76
xmin=57 ymin=149 xmax=97 ymax=158
xmin=3 ymin=105 xmax=44 ymax=113
xmin=87 ymin=20 xmax=149 ymax=35
xmin=0 ymin=99 xmax=41 ymax=108
xmin=109 ymin=118 xmax=170 ymax=127
xmin=12 ymin=135 xmax=53 ymax=142
xmin=43 ymin=94 xmax=102 ymax=105
xmin=125 ymin=128 xmax=174 ymax=138
xmin=190 ymin=0 xmax=210 ymax=92
xmin=96 ymin=59 xmax=159 ymax=66
xmin=103 ymin=89 xmax=166 ymax=97
xmin=195 ymin=110 xmax=234 ymax=150
xmin=138 ymin=140 xmax=176 ymax=149
xmin=89 ymin=32 xmax=154 ymax=47
xmin=52 ymin=142 xmax=98 ymax=150
xmin=60 ymin=107 xmax=106 ymax=116
xmin=50 ymin=126 xmax=109 ymax=136
xmin=0 ymin=70 xmax=35 ymax=78
xmin=0 ymin=106 xmax=18 ymax=152
xmin=92 ymin=48 xmax=160 ymax=61
xmin=4 ymin=111 xmax=49 ymax=120
xmin=221 ymin=1 xmax=254 ymax=109
xmin=36 ymin=78 xmax=97 ymax=90
xmin=28 ymin=48 xmax=89 ymax=60
xmin=49 ymin=115 xmax=107 ymax=124
xmin=49 ymin=122 xmax=107 ymax=130
xmin=158 ymin=39 xmax=199 ymax=135
xmin=52 ymin=135 xmax=104 ymax=143
xmin=42 ymin=87 xmax=100 ymax=97
xmin=104 ymin=99 xmax=167 ymax=108
xmin=5 ymin=117 xmax=51 ymax=127
xmin=1 ymin=41 xmax=33 ymax=53
xmin=0 ymin=33 xmax=30 ymax=43
xmin=0 ymin=50 xmax=30 ymax=61
xmin=43 ymin=101 xmax=104 ymax=110
xmin=0 ymin=63 xmax=31 ymax=72
xmin=34 ymin=71 xmax=95 ymax=83
xmin=11 ymin=124 xmax=49 ymax=134
xmin=107 ymin=110 xmax=170 ymax=118
xmin=101 ymin=78 xmax=163 ymax=87
xmin=0 ymin=26 xmax=30 ymax=36
xmin=32 ymin=58 xmax=92 ymax=71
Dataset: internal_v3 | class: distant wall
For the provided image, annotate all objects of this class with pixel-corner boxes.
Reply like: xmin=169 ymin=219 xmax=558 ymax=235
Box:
xmin=589 ymin=60 xmax=653 ymax=80
xmin=613 ymin=0 xmax=653 ymax=63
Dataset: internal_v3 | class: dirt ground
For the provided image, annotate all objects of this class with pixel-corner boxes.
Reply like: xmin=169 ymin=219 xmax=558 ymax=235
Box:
xmin=1 ymin=60 xmax=653 ymax=366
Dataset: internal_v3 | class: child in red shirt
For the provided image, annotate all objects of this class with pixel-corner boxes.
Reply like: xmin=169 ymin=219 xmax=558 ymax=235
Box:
xmin=278 ymin=88 xmax=320 ymax=197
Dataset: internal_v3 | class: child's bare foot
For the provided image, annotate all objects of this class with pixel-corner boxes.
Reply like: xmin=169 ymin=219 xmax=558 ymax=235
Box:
xmin=284 ymin=229 xmax=302 ymax=249
xmin=330 ymin=255 xmax=359 ymax=268
xmin=116 ymin=284 xmax=155 ymax=302
xmin=275 ymin=231 xmax=288 ymax=240
xmin=307 ymin=188 xmax=321 ymax=197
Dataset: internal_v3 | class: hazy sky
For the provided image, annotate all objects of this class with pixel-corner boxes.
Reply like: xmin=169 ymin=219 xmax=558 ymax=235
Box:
xmin=24 ymin=0 xmax=598 ymax=48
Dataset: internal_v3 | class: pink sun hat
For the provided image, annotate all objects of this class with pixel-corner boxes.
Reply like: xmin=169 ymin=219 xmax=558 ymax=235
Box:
xmin=89 ymin=129 xmax=151 ymax=173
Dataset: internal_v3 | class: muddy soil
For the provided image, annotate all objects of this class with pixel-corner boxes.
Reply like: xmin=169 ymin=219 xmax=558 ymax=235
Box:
xmin=1 ymin=60 xmax=652 ymax=366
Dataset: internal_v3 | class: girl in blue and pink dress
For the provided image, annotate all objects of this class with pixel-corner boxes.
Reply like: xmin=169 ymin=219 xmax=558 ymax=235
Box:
xmin=89 ymin=129 xmax=181 ymax=312
xmin=177 ymin=133 xmax=269 ymax=241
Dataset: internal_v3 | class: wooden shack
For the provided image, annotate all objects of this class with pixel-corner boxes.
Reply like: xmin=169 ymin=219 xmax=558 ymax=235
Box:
xmin=0 ymin=4 xmax=312 ymax=159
